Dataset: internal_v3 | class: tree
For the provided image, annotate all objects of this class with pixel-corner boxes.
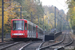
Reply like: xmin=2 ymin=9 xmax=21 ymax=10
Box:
xmin=66 ymin=0 xmax=75 ymax=33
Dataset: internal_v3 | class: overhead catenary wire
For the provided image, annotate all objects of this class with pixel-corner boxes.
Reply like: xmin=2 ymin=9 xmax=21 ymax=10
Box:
xmin=56 ymin=0 xmax=68 ymax=14
xmin=56 ymin=0 xmax=67 ymax=7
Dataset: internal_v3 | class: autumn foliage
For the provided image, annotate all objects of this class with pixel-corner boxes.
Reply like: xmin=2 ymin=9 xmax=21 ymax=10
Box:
xmin=0 ymin=0 xmax=66 ymax=35
xmin=0 ymin=0 xmax=44 ymax=35
xmin=67 ymin=0 xmax=75 ymax=33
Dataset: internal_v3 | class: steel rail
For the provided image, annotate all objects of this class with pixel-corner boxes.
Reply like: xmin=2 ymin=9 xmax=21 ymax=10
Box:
xmin=55 ymin=33 xmax=73 ymax=50
xmin=0 ymin=42 xmax=19 ymax=50
xmin=0 ymin=41 xmax=14 ymax=46
xmin=37 ymin=34 xmax=65 ymax=50
xmin=19 ymin=41 xmax=33 ymax=50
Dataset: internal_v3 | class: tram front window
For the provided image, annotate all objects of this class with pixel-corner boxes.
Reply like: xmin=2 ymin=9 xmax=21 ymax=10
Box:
xmin=13 ymin=21 xmax=24 ymax=30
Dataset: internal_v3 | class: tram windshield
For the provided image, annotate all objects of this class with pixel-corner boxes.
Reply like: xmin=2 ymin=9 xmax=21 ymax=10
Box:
xmin=13 ymin=21 xmax=24 ymax=30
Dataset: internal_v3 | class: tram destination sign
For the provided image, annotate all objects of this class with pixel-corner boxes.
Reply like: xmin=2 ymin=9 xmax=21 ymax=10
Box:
xmin=13 ymin=21 xmax=24 ymax=23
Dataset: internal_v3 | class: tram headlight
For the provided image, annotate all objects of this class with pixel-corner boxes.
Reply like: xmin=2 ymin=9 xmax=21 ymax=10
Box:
xmin=12 ymin=33 xmax=24 ymax=35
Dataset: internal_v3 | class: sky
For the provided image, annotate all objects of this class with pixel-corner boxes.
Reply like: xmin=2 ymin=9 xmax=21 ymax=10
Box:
xmin=40 ymin=0 xmax=68 ymax=14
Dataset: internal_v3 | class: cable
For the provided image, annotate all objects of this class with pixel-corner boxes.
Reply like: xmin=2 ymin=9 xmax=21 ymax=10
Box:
xmin=56 ymin=0 xmax=67 ymax=7
xmin=55 ymin=0 xmax=68 ymax=14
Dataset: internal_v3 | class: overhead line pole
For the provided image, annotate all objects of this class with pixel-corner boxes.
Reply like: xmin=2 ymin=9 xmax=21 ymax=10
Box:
xmin=55 ymin=7 xmax=56 ymax=31
xmin=20 ymin=7 xmax=22 ymax=19
xmin=20 ymin=2 xmax=22 ymax=19
xmin=38 ymin=15 xmax=39 ymax=26
xmin=31 ymin=12 xmax=33 ymax=22
xmin=58 ymin=12 xmax=61 ymax=32
xmin=2 ymin=0 xmax=4 ymax=42
xmin=60 ymin=15 xmax=62 ymax=32
xmin=43 ymin=16 xmax=44 ymax=30
xmin=31 ymin=12 xmax=33 ymax=36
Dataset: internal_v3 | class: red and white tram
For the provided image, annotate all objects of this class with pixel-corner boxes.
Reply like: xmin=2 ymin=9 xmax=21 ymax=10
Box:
xmin=11 ymin=19 xmax=43 ymax=40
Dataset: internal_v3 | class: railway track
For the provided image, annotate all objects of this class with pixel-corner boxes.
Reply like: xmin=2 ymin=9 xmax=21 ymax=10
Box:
xmin=0 ymin=41 xmax=14 ymax=46
xmin=0 ymin=42 xmax=19 ymax=50
xmin=19 ymin=41 xmax=43 ymax=50
xmin=37 ymin=32 xmax=73 ymax=50
xmin=18 ymin=33 xmax=64 ymax=50
xmin=41 ymin=33 xmax=64 ymax=48
xmin=0 ymin=38 xmax=12 ymax=43
xmin=0 ymin=41 xmax=32 ymax=50
xmin=0 ymin=39 xmax=14 ymax=46
xmin=0 ymin=32 xmax=73 ymax=50
xmin=55 ymin=32 xmax=73 ymax=50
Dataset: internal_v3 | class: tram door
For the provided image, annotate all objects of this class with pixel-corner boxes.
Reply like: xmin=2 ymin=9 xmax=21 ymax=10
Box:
xmin=25 ymin=21 xmax=27 ymax=37
xmin=36 ymin=26 xmax=38 ymax=38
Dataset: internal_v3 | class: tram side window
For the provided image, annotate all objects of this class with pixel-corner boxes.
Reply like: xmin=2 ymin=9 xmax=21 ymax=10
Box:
xmin=30 ymin=25 xmax=32 ymax=33
xmin=38 ymin=28 xmax=39 ymax=33
xmin=25 ymin=23 xmax=27 ymax=30
xmin=29 ymin=24 xmax=31 ymax=31
xmin=34 ymin=27 xmax=36 ymax=33
xmin=36 ymin=27 xmax=37 ymax=32
xmin=31 ymin=25 xmax=33 ymax=31
xmin=33 ymin=26 xmax=35 ymax=33
xmin=37 ymin=28 xmax=39 ymax=33
xmin=28 ymin=24 xmax=30 ymax=30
